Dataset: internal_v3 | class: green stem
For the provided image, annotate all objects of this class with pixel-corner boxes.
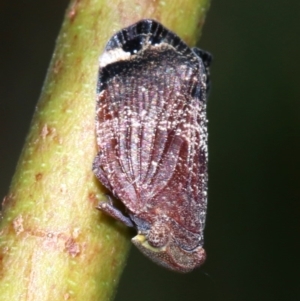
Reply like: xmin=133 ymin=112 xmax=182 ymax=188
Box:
xmin=0 ymin=0 xmax=210 ymax=300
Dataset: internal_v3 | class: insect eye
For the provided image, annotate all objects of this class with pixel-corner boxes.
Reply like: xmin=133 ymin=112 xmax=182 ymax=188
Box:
xmin=147 ymin=222 xmax=170 ymax=248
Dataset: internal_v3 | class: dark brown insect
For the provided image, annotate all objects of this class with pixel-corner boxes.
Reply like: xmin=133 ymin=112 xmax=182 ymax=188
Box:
xmin=93 ymin=19 xmax=211 ymax=272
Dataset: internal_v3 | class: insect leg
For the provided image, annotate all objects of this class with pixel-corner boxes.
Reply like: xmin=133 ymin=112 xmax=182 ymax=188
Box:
xmin=92 ymin=152 xmax=112 ymax=190
xmin=97 ymin=195 xmax=134 ymax=227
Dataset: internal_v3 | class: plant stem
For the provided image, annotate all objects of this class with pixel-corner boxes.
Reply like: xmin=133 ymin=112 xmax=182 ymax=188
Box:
xmin=0 ymin=0 xmax=211 ymax=300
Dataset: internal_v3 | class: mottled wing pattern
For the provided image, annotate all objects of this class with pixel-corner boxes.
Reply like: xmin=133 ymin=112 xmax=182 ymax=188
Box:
xmin=96 ymin=45 xmax=208 ymax=234
xmin=146 ymin=64 xmax=208 ymax=234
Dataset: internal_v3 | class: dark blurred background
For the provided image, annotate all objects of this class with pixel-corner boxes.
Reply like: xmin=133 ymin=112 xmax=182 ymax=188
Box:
xmin=1 ymin=1 xmax=299 ymax=301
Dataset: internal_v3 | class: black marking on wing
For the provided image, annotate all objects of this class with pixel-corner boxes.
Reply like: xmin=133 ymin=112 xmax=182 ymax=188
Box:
xmin=105 ymin=19 xmax=193 ymax=58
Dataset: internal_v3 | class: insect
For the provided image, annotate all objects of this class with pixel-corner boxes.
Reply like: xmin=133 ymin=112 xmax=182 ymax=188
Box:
xmin=93 ymin=19 xmax=211 ymax=273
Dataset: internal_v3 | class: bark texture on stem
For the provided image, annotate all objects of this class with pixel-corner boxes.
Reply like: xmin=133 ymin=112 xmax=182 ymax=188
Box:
xmin=0 ymin=0 xmax=211 ymax=300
